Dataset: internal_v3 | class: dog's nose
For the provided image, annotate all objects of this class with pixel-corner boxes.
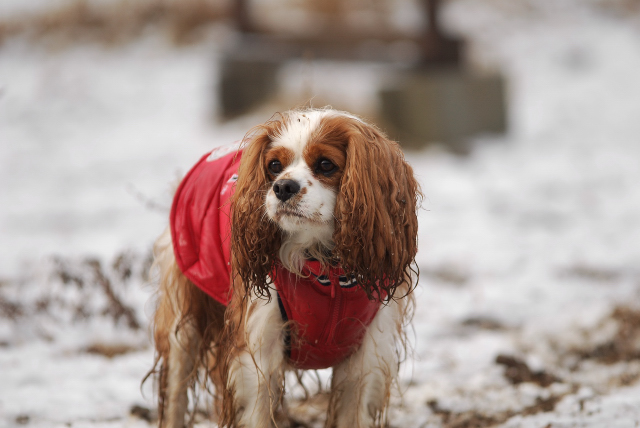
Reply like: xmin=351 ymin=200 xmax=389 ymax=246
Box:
xmin=273 ymin=179 xmax=300 ymax=202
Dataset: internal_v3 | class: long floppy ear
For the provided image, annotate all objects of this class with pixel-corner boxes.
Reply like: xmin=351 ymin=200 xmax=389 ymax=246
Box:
xmin=231 ymin=116 xmax=285 ymax=298
xmin=332 ymin=117 xmax=421 ymax=300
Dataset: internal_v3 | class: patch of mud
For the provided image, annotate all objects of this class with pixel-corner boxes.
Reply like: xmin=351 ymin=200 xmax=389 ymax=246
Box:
xmin=0 ymin=299 xmax=23 ymax=320
xmin=573 ymin=306 xmax=640 ymax=364
xmin=427 ymin=400 xmax=501 ymax=428
xmin=423 ymin=264 xmax=469 ymax=287
xmin=496 ymin=354 xmax=561 ymax=387
xmin=461 ymin=317 xmax=508 ymax=331
xmin=559 ymin=264 xmax=622 ymax=283
xmin=130 ymin=405 xmax=157 ymax=423
xmin=287 ymin=393 xmax=330 ymax=428
xmin=14 ymin=415 xmax=29 ymax=425
xmin=427 ymin=393 xmax=566 ymax=428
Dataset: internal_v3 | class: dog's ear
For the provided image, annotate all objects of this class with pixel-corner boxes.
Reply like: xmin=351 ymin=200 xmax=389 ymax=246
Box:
xmin=332 ymin=117 xmax=421 ymax=300
xmin=231 ymin=117 xmax=285 ymax=298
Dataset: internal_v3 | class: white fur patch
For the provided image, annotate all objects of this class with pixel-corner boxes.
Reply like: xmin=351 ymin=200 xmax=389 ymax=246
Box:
xmin=263 ymin=110 xmax=345 ymax=270
xmin=228 ymin=292 xmax=285 ymax=427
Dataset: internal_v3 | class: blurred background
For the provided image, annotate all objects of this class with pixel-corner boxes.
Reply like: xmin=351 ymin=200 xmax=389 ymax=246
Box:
xmin=2 ymin=0 xmax=640 ymax=427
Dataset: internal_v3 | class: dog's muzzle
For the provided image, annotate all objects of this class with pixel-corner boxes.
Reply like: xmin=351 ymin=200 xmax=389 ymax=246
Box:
xmin=273 ymin=179 xmax=301 ymax=202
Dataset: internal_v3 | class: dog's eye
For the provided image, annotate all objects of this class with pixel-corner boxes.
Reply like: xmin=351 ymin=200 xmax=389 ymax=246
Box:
xmin=317 ymin=159 xmax=336 ymax=175
xmin=268 ymin=160 xmax=282 ymax=174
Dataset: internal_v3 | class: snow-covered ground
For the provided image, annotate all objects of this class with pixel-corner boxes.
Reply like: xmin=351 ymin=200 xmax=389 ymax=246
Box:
xmin=2 ymin=0 xmax=640 ymax=426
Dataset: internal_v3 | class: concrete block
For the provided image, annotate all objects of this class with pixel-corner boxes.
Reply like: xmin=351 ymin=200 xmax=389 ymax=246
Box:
xmin=380 ymin=68 xmax=507 ymax=152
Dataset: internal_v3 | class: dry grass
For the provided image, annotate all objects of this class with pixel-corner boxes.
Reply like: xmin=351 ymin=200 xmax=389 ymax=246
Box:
xmin=597 ymin=0 xmax=640 ymax=14
xmin=50 ymin=256 xmax=143 ymax=330
xmin=84 ymin=342 xmax=140 ymax=358
xmin=0 ymin=0 xmax=414 ymax=48
xmin=0 ymin=0 xmax=229 ymax=47
xmin=0 ymin=251 xmax=149 ymax=345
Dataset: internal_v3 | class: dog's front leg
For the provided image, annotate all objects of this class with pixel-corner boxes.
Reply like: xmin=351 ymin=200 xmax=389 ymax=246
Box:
xmin=326 ymin=301 xmax=401 ymax=428
xmin=227 ymin=295 xmax=286 ymax=427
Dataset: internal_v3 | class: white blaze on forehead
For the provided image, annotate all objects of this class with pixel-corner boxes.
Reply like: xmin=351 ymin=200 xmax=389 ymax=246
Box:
xmin=264 ymin=109 xmax=356 ymax=269
xmin=270 ymin=110 xmax=330 ymax=156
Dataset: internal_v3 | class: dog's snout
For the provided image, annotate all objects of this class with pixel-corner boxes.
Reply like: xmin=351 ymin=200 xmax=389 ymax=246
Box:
xmin=273 ymin=179 xmax=301 ymax=202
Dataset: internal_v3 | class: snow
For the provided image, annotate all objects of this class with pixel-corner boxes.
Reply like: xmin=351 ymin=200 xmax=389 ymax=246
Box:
xmin=2 ymin=0 xmax=640 ymax=426
xmin=0 ymin=37 xmax=241 ymax=277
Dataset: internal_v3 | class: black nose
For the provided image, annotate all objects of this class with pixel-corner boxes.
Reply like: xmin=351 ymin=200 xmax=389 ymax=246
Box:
xmin=273 ymin=179 xmax=301 ymax=202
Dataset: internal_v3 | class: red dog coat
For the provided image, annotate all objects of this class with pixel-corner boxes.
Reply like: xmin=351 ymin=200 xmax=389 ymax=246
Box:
xmin=170 ymin=146 xmax=382 ymax=370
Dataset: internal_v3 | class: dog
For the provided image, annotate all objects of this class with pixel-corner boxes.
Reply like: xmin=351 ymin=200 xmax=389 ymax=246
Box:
xmin=149 ymin=108 xmax=420 ymax=427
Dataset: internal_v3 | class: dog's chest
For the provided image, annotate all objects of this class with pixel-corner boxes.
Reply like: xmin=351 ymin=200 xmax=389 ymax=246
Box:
xmin=273 ymin=262 xmax=382 ymax=370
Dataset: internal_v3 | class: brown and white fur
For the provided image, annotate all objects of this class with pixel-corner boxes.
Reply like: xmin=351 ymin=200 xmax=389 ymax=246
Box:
xmin=149 ymin=108 xmax=420 ymax=427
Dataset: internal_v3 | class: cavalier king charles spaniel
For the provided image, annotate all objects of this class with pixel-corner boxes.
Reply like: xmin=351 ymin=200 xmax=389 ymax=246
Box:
xmin=149 ymin=108 xmax=420 ymax=427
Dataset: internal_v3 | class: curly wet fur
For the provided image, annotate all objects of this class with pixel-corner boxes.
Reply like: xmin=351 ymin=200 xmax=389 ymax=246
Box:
xmin=324 ymin=116 xmax=420 ymax=300
xmin=231 ymin=116 xmax=285 ymax=300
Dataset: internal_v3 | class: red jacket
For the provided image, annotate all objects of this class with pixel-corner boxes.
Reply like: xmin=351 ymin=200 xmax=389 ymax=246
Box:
xmin=170 ymin=146 xmax=382 ymax=370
